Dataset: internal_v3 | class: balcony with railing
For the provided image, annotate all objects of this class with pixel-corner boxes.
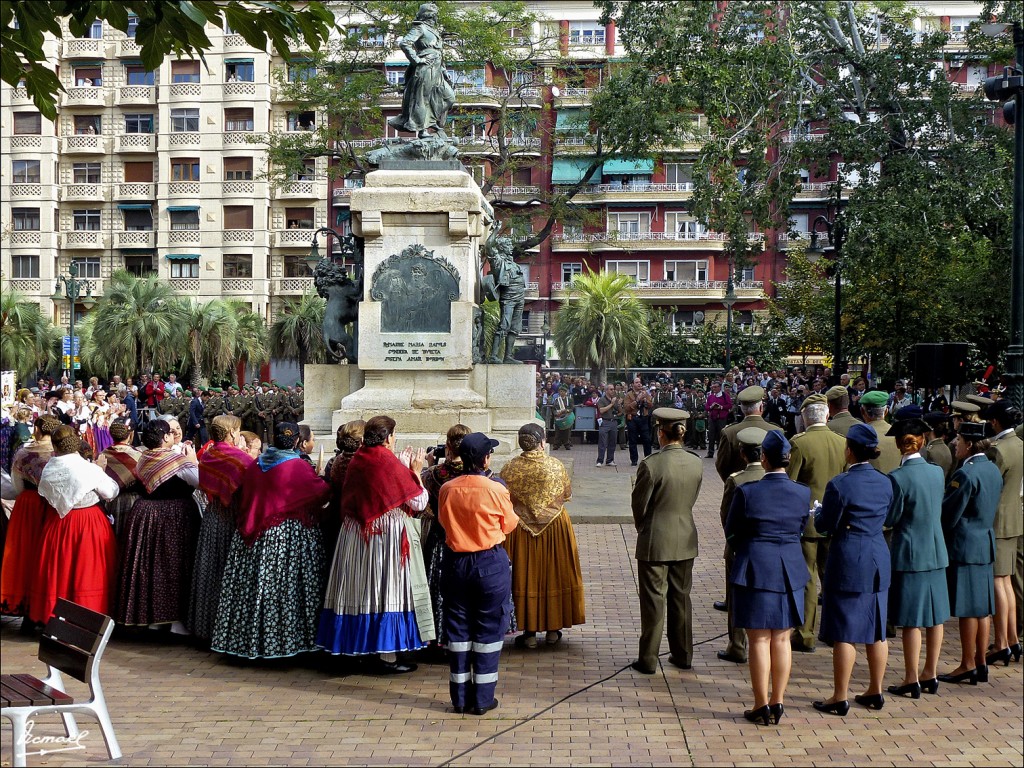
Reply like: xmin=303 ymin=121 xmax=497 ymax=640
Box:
xmin=554 ymin=87 xmax=596 ymax=106
xmin=524 ymin=281 xmax=540 ymax=300
xmin=168 ymin=82 xmax=201 ymax=99
xmin=273 ymin=180 xmax=318 ymax=199
xmin=274 ymin=228 xmax=317 ymax=248
xmin=62 ymin=184 xmax=108 ymax=202
xmin=115 ymin=38 xmax=141 ymax=58
xmin=167 ymin=131 xmax=201 ymax=147
xmin=61 ymin=134 xmax=107 ymax=154
xmin=553 ymin=181 xmax=695 ymax=202
xmin=551 ymin=278 xmax=764 ymax=302
xmin=795 ymin=182 xmax=833 ymax=199
xmin=10 ymin=183 xmax=43 ymax=199
xmin=9 ymin=87 xmax=32 ymax=105
xmin=115 ymin=230 xmax=156 ymax=248
xmin=166 ymin=227 xmax=201 ymax=245
xmin=223 ymin=230 xmax=269 ymax=246
xmin=781 ymin=131 xmax=828 ymax=144
xmin=487 ymin=185 xmax=541 ymax=202
xmin=116 ymin=85 xmax=156 ymax=106
xmin=116 ymin=182 xmax=155 ymax=200
xmin=62 ymin=85 xmax=109 ymax=107
xmin=221 ymin=81 xmax=270 ymax=101
xmin=60 ymin=230 xmax=107 ymax=249
xmin=274 ymin=276 xmax=314 ymax=295
xmin=64 ymin=38 xmax=104 ymax=57
xmin=551 ymin=230 xmax=763 ymax=251
xmin=8 ymin=279 xmax=42 ymax=294
xmin=221 ymin=132 xmax=262 ymax=148
xmin=777 ymin=231 xmax=812 ymax=249
xmin=222 ymin=180 xmax=257 ymax=196
xmin=454 ymin=134 xmax=543 ymax=154
xmin=221 ymin=278 xmax=255 ymax=294
xmin=167 ymin=181 xmax=201 ymax=197
xmin=117 ymin=133 xmax=156 ymax=152
xmin=170 ymin=278 xmax=201 ymax=293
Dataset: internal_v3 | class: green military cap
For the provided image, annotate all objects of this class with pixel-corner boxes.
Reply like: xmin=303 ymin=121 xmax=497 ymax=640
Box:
xmin=261 ymin=381 xmax=271 ymax=387
xmin=951 ymin=399 xmax=981 ymax=415
xmin=801 ymin=392 xmax=827 ymax=409
xmin=859 ymin=390 xmax=889 ymax=407
xmin=737 ymin=426 xmax=768 ymax=446
xmin=653 ymin=407 xmax=690 ymax=423
xmin=964 ymin=394 xmax=991 ymax=409
xmin=295 ymin=381 xmax=303 ymax=387
xmin=825 ymin=385 xmax=848 ymax=401
xmin=737 ymin=385 xmax=765 ymax=404
xmin=184 ymin=390 xmax=193 ymax=397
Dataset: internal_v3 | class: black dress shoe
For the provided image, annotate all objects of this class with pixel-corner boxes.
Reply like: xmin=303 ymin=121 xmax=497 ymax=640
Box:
xmin=667 ymin=655 xmax=692 ymax=670
xmin=887 ymin=681 xmax=922 ymax=699
xmin=812 ymin=699 xmax=850 ymax=716
xmin=977 ymin=664 xmax=989 ymax=683
xmin=937 ymin=668 xmax=977 ymax=685
xmin=769 ymin=703 xmax=784 ymax=723
xmin=631 ymin=660 xmax=656 ymax=675
xmin=854 ymin=692 xmax=884 ymax=710
xmin=470 ymin=699 xmax=499 ymax=716
xmin=920 ymin=677 xmax=939 ymax=694
xmin=372 ymin=658 xmax=417 ymax=675
xmin=986 ymin=647 xmax=1012 ymax=667
xmin=452 ymin=706 xmax=465 ymax=714
xmin=713 ymin=600 xmax=728 ymax=612
xmin=743 ymin=704 xmax=771 ymax=725
xmin=717 ymin=650 xmax=746 ymax=664
xmin=1010 ymin=642 xmax=1022 ymax=662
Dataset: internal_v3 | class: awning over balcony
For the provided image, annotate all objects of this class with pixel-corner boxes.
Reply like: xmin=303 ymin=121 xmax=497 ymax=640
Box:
xmin=117 ymin=203 xmax=152 ymax=210
xmin=603 ymin=157 xmax=654 ymax=175
xmin=166 ymin=205 xmax=199 ymax=212
xmin=552 ymin=158 xmax=600 ymax=184
xmin=224 ymin=58 xmax=254 ymax=64
xmin=165 ymin=253 xmax=200 ymax=260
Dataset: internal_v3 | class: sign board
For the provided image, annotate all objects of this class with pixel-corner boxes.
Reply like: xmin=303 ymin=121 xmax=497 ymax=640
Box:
xmin=1 ymin=371 xmax=16 ymax=408
xmin=573 ymin=405 xmax=597 ymax=431
xmin=61 ymin=336 xmax=81 ymax=354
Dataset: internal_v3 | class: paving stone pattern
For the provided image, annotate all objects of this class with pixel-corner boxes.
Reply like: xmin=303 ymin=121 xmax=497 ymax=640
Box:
xmin=2 ymin=446 xmax=1022 ymax=766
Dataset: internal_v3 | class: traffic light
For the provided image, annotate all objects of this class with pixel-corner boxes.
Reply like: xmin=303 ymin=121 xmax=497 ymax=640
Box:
xmin=983 ymin=66 xmax=1022 ymax=124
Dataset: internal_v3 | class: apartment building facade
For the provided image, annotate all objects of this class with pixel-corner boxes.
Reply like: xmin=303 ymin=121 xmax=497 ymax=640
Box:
xmin=0 ymin=1 xmax=992 ymax=356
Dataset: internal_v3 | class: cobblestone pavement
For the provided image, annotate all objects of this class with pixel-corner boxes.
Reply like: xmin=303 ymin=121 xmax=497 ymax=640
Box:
xmin=2 ymin=444 xmax=1022 ymax=766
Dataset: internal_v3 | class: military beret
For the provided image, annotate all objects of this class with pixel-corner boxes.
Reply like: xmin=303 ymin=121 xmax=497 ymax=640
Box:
xmin=736 ymin=427 xmax=768 ymax=446
xmin=762 ymin=429 xmax=791 ymax=464
xmin=184 ymin=390 xmax=193 ymax=397
xmin=801 ymin=393 xmax=827 ymax=409
xmin=847 ymin=422 xmax=879 ymax=449
xmin=261 ymin=381 xmax=271 ymax=387
xmin=964 ymin=394 xmax=991 ymax=408
xmin=859 ymin=390 xmax=889 ymax=407
xmin=951 ymin=400 xmax=980 ymax=415
xmin=894 ymin=405 xmax=924 ymax=421
xmin=957 ymin=421 xmax=987 ymax=440
xmin=295 ymin=381 xmax=303 ymax=387
xmin=737 ymin=386 xmax=765 ymax=404
xmin=825 ymin=385 xmax=848 ymax=401
xmin=653 ymin=407 xmax=690 ymax=423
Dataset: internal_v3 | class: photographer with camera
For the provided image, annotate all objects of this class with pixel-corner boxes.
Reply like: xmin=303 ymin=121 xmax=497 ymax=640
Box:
xmin=596 ymin=385 xmax=624 ymax=467
xmin=625 ymin=377 xmax=655 ymax=467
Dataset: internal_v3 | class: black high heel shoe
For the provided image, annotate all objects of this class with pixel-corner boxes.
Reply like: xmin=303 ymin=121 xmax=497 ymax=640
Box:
xmin=812 ymin=699 xmax=850 ymax=716
xmin=854 ymin=692 xmax=885 ymax=710
xmin=1011 ymin=643 xmax=1023 ymax=662
xmin=937 ymin=668 xmax=977 ymax=685
xmin=920 ymin=678 xmax=940 ymax=694
xmin=743 ymin=705 xmax=771 ymax=725
xmin=887 ymin=681 xmax=922 ymax=699
xmin=769 ymin=703 xmax=784 ymax=724
xmin=977 ymin=664 xmax=989 ymax=683
xmin=986 ymin=647 xmax=1012 ymax=667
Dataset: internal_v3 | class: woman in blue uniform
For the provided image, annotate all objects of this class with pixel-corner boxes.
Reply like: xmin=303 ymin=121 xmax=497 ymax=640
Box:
xmin=813 ymin=423 xmax=893 ymax=716
xmin=938 ymin=421 xmax=1002 ymax=685
xmin=726 ymin=429 xmax=810 ymax=726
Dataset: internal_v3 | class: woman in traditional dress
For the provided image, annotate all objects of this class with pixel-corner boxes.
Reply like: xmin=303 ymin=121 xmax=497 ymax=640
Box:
xmin=211 ymin=422 xmax=329 ymax=659
xmin=813 ymin=423 xmax=893 ymax=715
xmin=98 ymin=419 xmax=143 ymax=536
xmin=885 ymin=419 xmax=950 ymax=698
xmin=324 ymin=420 xmax=364 ymax=554
xmin=938 ymin=421 xmax=1002 ymax=685
xmin=30 ymin=426 xmax=118 ymax=624
xmin=117 ymin=420 xmax=199 ymax=634
xmin=317 ymin=415 xmax=430 ymax=674
xmin=0 ymin=415 xmax=60 ymax=621
xmin=501 ymin=423 xmax=585 ymax=649
xmin=387 ymin=2 xmax=456 ymax=138
xmin=189 ymin=415 xmax=252 ymax=644
xmin=420 ymin=423 xmax=471 ymax=645
xmin=90 ymin=389 xmax=114 ymax=455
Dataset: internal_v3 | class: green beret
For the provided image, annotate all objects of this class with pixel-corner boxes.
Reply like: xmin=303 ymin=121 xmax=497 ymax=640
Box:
xmin=859 ymin=390 xmax=889 ymax=407
xmin=295 ymin=381 xmax=303 ymax=387
xmin=261 ymin=381 xmax=271 ymax=387
xmin=184 ymin=390 xmax=193 ymax=397
xmin=736 ymin=427 xmax=768 ymax=446
xmin=213 ymin=387 xmax=223 ymax=393
xmin=801 ymin=393 xmax=827 ymax=409
xmin=737 ymin=386 xmax=765 ymax=404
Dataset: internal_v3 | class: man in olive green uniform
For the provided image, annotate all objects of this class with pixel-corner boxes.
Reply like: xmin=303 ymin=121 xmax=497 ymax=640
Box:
xmin=204 ymin=387 xmax=227 ymax=438
xmin=233 ymin=388 xmax=257 ymax=435
xmin=631 ymin=407 xmax=703 ymax=674
xmin=825 ymin=385 xmax=859 ymax=437
xmin=157 ymin=390 xmax=179 ymax=417
xmin=787 ymin=393 xmax=848 ymax=652
xmin=715 ymin=386 xmax=776 ymax=482
xmin=286 ymin=383 xmax=305 ymax=423
xmin=717 ymin=427 xmax=767 ymax=663
xmin=921 ymin=412 xmax=954 ymax=482
xmin=858 ymin=390 xmax=900 ymax=474
xmin=984 ymin=401 xmax=1024 ymax=642
xmin=255 ymin=383 xmax=277 ymax=444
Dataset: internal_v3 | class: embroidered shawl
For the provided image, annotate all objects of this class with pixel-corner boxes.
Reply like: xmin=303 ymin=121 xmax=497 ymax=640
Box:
xmin=101 ymin=443 xmax=142 ymax=490
xmin=236 ymin=454 xmax=330 ymax=545
xmin=38 ymin=453 xmax=119 ymax=517
xmin=341 ymin=444 xmax=423 ymax=533
xmin=499 ymin=449 xmax=572 ymax=536
xmin=12 ymin=442 xmax=53 ymax=486
xmin=199 ymin=441 xmax=254 ymax=507
xmin=135 ymin=446 xmax=196 ymax=494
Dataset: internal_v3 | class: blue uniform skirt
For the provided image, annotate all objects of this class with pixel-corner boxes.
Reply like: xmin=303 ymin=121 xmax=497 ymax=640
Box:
xmin=820 ymin=588 xmax=887 ymax=645
xmin=889 ymin=568 xmax=950 ymax=628
xmin=947 ymin=562 xmax=995 ymax=618
xmin=733 ymin=584 xmax=804 ymax=630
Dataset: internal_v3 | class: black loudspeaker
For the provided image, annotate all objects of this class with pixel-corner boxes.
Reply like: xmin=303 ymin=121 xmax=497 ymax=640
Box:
xmin=942 ymin=342 xmax=969 ymax=386
xmin=913 ymin=343 xmax=944 ymax=389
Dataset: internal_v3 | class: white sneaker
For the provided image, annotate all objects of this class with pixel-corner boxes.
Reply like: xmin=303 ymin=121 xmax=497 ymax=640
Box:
xmin=606 ymin=461 xmax=617 ymax=466
xmin=595 ymin=461 xmax=603 ymax=467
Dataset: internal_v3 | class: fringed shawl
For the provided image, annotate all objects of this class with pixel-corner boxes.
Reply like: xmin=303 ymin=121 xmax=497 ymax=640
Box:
xmin=12 ymin=443 xmax=53 ymax=486
xmin=499 ymin=449 xmax=572 ymax=536
xmin=135 ymin=446 xmax=196 ymax=494
xmin=236 ymin=453 xmax=330 ymax=545
xmin=199 ymin=441 xmax=254 ymax=507
xmin=341 ymin=444 xmax=423 ymax=533
xmin=101 ymin=444 xmax=142 ymax=490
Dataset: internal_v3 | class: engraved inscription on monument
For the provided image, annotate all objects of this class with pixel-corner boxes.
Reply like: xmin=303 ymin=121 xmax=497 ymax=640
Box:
xmin=370 ymin=244 xmax=460 ymax=333
xmin=383 ymin=340 xmax=449 ymax=363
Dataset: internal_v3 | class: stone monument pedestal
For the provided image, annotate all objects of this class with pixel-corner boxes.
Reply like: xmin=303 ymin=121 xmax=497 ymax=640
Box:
xmin=300 ymin=364 xmax=364 ymax=434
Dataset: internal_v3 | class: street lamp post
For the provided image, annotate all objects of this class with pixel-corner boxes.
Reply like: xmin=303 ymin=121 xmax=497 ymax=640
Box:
xmin=52 ymin=262 xmax=95 ymax=375
xmin=808 ymin=213 xmax=845 ymax=382
xmin=541 ymin=317 xmax=550 ymax=366
xmin=723 ymin=267 xmax=738 ymax=373
xmin=307 ymin=226 xmax=358 ymax=273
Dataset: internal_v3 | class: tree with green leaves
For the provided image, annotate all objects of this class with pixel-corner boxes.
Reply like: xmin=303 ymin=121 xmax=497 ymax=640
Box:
xmin=269 ymin=292 xmax=327 ymax=368
xmin=0 ymin=290 xmax=60 ymax=379
xmin=1 ymin=0 xmax=337 ymax=119
xmin=764 ymin=245 xmax=836 ymax=364
xmin=596 ymin=0 xmax=1016 ymax=379
xmin=182 ymin=299 xmax=268 ymax=387
xmin=552 ymin=271 xmax=651 ymax=385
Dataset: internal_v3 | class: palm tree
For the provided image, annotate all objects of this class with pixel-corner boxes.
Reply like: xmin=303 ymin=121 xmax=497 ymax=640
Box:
xmin=269 ymin=292 xmax=327 ymax=368
xmin=230 ymin=301 xmax=270 ymax=374
xmin=0 ymin=290 xmax=60 ymax=378
xmin=552 ymin=270 xmax=652 ymax=385
xmin=182 ymin=299 xmax=241 ymax=387
xmin=82 ymin=271 xmax=184 ymax=376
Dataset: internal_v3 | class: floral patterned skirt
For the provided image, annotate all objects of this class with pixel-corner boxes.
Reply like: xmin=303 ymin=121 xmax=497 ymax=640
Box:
xmin=211 ymin=519 xmax=326 ymax=659
xmin=187 ymin=499 xmax=236 ymax=642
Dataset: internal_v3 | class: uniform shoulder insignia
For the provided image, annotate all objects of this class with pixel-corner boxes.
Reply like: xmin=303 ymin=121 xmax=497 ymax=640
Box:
xmin=949 ymin=480 xmax=959 ymax=489
xmin=728 ymin=469 xmax=742 ymax=479
xmin=686 ymin=450 xmax=702 ymax=459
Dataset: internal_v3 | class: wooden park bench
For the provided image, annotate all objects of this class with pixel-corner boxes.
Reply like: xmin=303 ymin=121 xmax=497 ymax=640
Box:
xmin=1 ymin=599 xmax=121 ymax=767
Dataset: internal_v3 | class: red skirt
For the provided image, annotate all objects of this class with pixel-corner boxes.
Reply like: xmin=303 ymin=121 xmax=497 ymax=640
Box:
xmin=28 ymin=504 xmax=117 ymax=624
xmin=0 ymin=489 xmax=48 ymax=616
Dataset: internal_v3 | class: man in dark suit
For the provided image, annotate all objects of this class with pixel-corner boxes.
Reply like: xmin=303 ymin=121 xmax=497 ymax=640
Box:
xmin=763 ymin=385 xmax=787 ymax=429
xmin=185 ymin=388 xmax=208 ymax=444
xmin=631 ymin=408 xmax=703 ymax=674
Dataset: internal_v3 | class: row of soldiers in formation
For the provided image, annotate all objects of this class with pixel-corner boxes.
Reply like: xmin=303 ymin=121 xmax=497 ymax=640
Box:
xmin=153 ymin=383 xmax=304 ymax=443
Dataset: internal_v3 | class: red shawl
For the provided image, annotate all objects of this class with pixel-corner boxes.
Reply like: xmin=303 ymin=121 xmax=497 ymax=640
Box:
xmin=236 ymin=455 xmax=330 ymax=546
xmin=135 ymin=447 xmax=196 ymax=494
xmin=341 ymin=444 xmax=423 ymax=533
xmin=199 ymin=441 xmax=253 ymax=507
xmin=101 ymin=444 xmax=142 ymax=490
